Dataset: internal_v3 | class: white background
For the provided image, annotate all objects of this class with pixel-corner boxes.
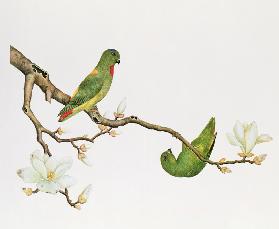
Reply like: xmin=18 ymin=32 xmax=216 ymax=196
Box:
xmin=1 ymin=0 xmax=279 ymax=228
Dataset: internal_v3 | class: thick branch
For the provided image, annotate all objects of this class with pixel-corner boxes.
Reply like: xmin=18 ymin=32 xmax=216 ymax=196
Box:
xmin=10 ymin=46 xmax=70 ymax=105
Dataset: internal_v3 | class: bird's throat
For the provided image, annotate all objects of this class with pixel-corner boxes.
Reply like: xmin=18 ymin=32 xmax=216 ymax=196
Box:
xmin=109 ymin=65 xmax=114 ymax=78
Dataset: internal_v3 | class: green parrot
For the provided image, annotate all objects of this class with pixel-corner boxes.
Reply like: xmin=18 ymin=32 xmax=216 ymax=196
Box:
xmin=58 ymin=49 xmax=120 ymax=122
xmin=160 ymin=117 xmax=216 ymax=177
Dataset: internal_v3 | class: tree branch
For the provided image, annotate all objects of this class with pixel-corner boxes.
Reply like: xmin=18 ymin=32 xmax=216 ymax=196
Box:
xmin=11 ymin=45 xmax=262 ymax=207
xmin=10 ymin=45 xmax=256 ymax=171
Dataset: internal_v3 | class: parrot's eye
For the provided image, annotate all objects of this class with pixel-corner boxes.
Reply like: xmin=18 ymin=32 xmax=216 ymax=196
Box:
xmin=111 ymin=52 xmax=116 ymax=56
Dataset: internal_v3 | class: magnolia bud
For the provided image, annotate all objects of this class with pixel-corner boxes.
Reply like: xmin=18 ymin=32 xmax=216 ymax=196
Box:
xmin=74 ymin=203 xmax=81 ymax=210
xmin=57 ymin=127 xmax=64 ymax=135
xmin=79 ymin=144 xmax=87 ymax=152
xmin=78 ymin=185 xmax=92 ymax=204
xmin=98 ymin=124 xmax=108 ymax=131
xmin=22 ymin=188 xmax=33 ymax=196
xmin=220 ymin=167 xmax=232 ymax=174
xmin=116 ymin=98 xmax=127 ymax=114
xmin=109 ymin=130 xmax=120 ymax=137
xmin=78 ymin=153 xmax=92 ymax=166
xmin=253 ymin=154 xmax=267 ymax=165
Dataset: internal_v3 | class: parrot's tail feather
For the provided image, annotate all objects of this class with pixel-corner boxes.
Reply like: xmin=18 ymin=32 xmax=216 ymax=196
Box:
xmin=58 ymin=110 xmax=73 ymax=122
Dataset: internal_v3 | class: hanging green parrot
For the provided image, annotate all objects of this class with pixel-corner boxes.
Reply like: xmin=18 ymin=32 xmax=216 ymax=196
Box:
xmin=58 ymin=49 xmax=120 ymax=122
xmin=160 ymin=117 xmax=216 ymax=177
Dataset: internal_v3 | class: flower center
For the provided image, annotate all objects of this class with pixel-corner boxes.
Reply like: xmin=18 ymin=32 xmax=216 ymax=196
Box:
xmin=47 ymin=171 xmax=56 ymax=181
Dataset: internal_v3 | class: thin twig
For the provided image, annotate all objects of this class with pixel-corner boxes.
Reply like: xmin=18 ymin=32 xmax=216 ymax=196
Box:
xmin=59 ymin=188 xmax=79 ymax=207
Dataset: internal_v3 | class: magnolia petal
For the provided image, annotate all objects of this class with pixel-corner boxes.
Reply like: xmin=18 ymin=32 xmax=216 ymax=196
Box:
xmin=37 ymin=181 xmax=59 ymax=194
xmin=240 ymin=145 xmax=245 ymax=153
xmin=45 ymin=156 xmax=66 ymax=171
xmin=45 ymin=157 xmax=73 ymax=176
xmin=242 ymin=122 xmax=249 ymax=130
xmin=233 ymin=121 xmax=245 ymax=145
xmin=17 ymin=167 xmax=41 ymax=183
xmin=82 ymin=184 xmax=92 ymax=199
xmin=45 ymin=157 xmax=57 ymax=172
xmin=55 ymin=158 xmax=73 ymax=178
xmin=256 ymin=134 xmax=273 ymax=144
xmin=258 ymin=154 xmax=267 ymax=161
xmin=226 ymin=133 xmax=241 ymax=146
xmin=245 ymin=121 xmax=258 ymax=153
xmin=30 ymin=154 xmax=47 ymax=179
xmin=56 ymin=175 xmax=76 ymax=189
xmin=31 ymin=150 xmax=49 ymax=162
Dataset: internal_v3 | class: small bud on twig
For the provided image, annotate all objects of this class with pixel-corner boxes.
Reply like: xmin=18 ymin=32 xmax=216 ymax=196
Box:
xmin=78 ymin=152 xmax=92 ymax=166
xmin=114 ymin=98 xmax=127 ymax=118
xmin=79 ymin=144 xmax=88 ymax=152
xmin=109 ymin=130 xmax=120 ymax=137
xmin=253 ymin=154 xmax=267 ymax=165
xmin=74 ymin=203 xmax=81 ymax=210
xmin=22 ymin=188 xmax=33 ymax=196
xmin=78 ymin=185 xmax=92 ymax=204
xmin=98 ymin=124 xmax=108 ymax=131
xmin=220 ymin=167 xmax=232 ymax=174
xmin=57 ymin=127 xmax=64 ymax=136
xmin=219 ymin=158 xmax=226 ymax=163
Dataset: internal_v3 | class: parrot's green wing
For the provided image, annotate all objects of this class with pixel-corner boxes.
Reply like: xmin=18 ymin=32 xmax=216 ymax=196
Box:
xmin=160 ymin=117 xmax=216 ymax=177
xmin=58 ymin=74 xmax=104 ymax=116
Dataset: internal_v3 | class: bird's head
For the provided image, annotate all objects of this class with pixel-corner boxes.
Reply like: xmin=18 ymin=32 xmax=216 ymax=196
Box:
xmin=160 ymin=149 xmax=177 ymax=175
xmin=99 ymin=49 xmax=120 ymax=66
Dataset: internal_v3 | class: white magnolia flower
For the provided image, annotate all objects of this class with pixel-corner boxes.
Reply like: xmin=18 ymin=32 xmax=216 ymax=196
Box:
xmin=17 ymin=150 xmax=76 ymax=194
xmin=78 ymin=184 xmax=92 ymax=204
xmin=226 ymin=121 xmax=272 ymax=157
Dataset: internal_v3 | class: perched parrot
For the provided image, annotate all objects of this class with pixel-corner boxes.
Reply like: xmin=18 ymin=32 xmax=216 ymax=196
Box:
xmin=58 ymin=49 xmax=120 ymax=122
xmin=160 ymin=117 xmax=216 ymax=177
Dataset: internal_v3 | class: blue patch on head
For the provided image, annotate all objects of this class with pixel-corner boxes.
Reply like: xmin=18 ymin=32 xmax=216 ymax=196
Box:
xmin=108 ymin=49 xmax=117 ymax=52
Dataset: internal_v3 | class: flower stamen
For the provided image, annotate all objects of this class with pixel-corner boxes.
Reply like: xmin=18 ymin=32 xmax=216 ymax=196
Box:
xmin=47 ymin=171 xmax=56 ymax=181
